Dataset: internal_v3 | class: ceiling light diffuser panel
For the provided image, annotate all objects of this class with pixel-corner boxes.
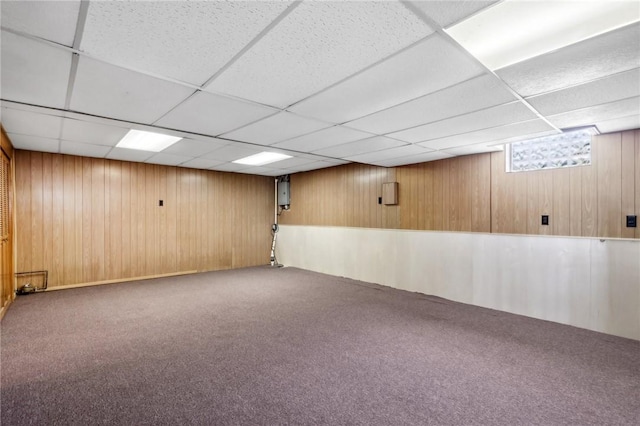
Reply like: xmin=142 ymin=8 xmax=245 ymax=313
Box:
xmin=233 ymin=152 xmax=292 ymax=166
xmin=116 ymin=130 xmax=182 ymax=152
xmin=446 ymin=0 xmax=640 ymax=70
xmin=80 ymin=1 xmax=293 ymax=85
xmin=207 ymin=0 xmax=432 ymax=107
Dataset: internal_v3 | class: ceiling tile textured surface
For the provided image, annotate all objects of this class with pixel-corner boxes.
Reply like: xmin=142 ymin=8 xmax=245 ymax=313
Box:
xmin=1 ymin=31 xmax=73 ymax=108
xmin=80 ymin=1 xmax=294 ymax=85
xmin=208 ymin=0 xmax=433 ymax=108
xmin=1 ymin=0 xmax=81 ymax=46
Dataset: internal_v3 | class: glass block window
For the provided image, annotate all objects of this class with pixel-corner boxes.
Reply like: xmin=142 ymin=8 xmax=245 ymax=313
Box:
xmin=507 ymin=128 xmax=594 ymax=172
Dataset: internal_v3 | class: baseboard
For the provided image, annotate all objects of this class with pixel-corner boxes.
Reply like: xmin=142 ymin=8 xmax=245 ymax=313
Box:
xmin=45 ymin=270 xmax=199 ymax=292
xmin=0 ymin=297 xmax=12 ymax=321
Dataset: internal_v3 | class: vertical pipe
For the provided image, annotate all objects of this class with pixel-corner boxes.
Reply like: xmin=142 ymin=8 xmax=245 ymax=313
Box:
xmin=274 ymin=178 xmax=278 ymax=225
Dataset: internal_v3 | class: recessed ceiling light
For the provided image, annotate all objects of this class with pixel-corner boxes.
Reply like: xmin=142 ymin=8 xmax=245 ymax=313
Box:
xmin=232 ymin=152 xmax=292 ymax=166
xmin=116 ymin=129 xmax=182 ymax=152
xmin=446 ymin=0 xmax=640 ymax=70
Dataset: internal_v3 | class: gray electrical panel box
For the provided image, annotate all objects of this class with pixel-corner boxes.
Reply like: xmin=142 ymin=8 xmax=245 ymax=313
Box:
xmin=278 ymin=181 xmax=290 ymax=207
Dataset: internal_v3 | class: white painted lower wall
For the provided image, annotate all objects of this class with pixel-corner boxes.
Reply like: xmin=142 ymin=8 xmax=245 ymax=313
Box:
xmin=277 ymin=225 xmax=640 ymax=340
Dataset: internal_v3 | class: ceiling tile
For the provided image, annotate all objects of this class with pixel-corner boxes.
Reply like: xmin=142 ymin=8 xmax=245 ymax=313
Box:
xmin=161 ymin=138 xmax=227 ymax=157
xmin=106 ymin=148 xmax=154 ymax=163
xmin=208 ymin=1 xmax=432 ymax=107
xmin=269 ymin=156 xmax=321 ymax=170
xmin=59 ymin=140 xmax=111 ymax=158
xmin=408 ymin=0 xmax=500 ymax=28
xmin=209 ymin=162 xmax=251 ymax=173
xmin=288 ymin=161 xmax=339 ymax=172
xmin=289 ymin=34 xmax=485 ymax=123
xmin=145 ymin=153 xmax=192 ymax=166
xmin=1 ymin=100 xmax=64 ymax=117
xmin=345 ymin=144 xmax=430 ymax=163
xmin=180 ymin=158 xmax=226 ymax=170
xmin=220 ymin=112 xmax=330 ymax=145
xmin=388 ymin=101 xmax=537 ymax=143
xmin=497 ymin=23 xmax=640 ymax=97
xmin=547 ymin=97 xmax=640 ymax=130
xmin=1 ymin=0 xmax=81 ymax=46
xmin=321 ymin=159 xmax=350 ymax=166
xmin=154 ymin=91 xmax=277 ymax=136
xmin=272 ymin=125 xmax=373 ymax=151
xmin=236 ymin=166 xmax=280 ymax=176
xmin=313 ymin=136 xmax=406 ymax=158
xmin=526 ymin=68 xmax=640 ymax=116
xmin=8 ymin=133 xmax=59 ymax=153
xmin=345 ymin=74 xmax=516 ymax=135
xmin=596 ymin=114 xmax=640 ymax=135
xmin=1 ymin=107 xmax=63 ymax=139
xmin=202 ymin=144 xmax=264 ymax=162
xmin=443 ymin=143 xmax=505 ymax=156
xmin=61 ymin=118 xmax=129 ymax=146
xmin=81 ymin=1 xmax=292 ymax=85
xmin=1 ymin=31 xmax=72 ymax=108
xmin=374 ymin=151 xmax=454 ymax=167
xmin=70 ymin=57 xmax=194 ymax=124
xmin=259 ymin=169 xmax=296 ymax=177
xmin=417 ymin=120 xmax=556 ymax=150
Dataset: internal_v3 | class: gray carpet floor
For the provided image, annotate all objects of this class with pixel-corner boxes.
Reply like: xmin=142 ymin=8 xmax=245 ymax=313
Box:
xmin=1 ymin=266 xmax=638 ymax=425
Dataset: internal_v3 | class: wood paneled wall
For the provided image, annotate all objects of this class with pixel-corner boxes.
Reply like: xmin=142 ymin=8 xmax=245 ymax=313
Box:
xmin=1 ymin=126 xmax=14 ymax=315
xmin=396 ymin=154 xmax=491 ymax=232
xmin=491 ymin=130 xmax=640 ymax=238
xmin=281 ymin=129 xmax=640 ymax=239
xmin=15 ymin=151 xmax=274 ymax=288
xmin=279 ymin=163 xmax=398 ymax=228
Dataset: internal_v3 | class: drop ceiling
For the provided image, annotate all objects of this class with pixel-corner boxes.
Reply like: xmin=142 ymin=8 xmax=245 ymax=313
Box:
xmin=1 ymin=0 xmax=639 ymax=176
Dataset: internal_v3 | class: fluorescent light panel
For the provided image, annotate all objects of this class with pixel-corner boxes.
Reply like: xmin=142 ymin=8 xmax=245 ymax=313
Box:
xmin=116 ymin=129 xmax=182 ymax=152
xmin=233 ymin=152 xmax=292 ymax=166
xmin=446 ymin=0 xmax=640 ymax=70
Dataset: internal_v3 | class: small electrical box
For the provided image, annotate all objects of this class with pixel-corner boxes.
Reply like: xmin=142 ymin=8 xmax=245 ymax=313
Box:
xmin=278 ymin=181 xmax=290 ymax=207
xmin=541 ymin=215 xmax=549 ymax=226
xmin=382 ymin=182 xmax=398 ymax=205
xmin=627 ymin=215 xmax=637 ymax=228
